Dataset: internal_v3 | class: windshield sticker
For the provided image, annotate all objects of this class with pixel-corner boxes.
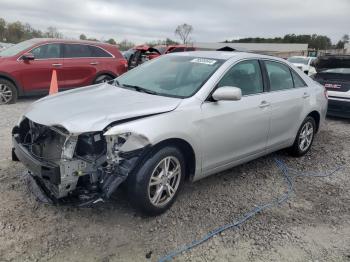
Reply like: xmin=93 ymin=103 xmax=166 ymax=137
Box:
xmin=190 ymin=58 xmax=217 ymax=65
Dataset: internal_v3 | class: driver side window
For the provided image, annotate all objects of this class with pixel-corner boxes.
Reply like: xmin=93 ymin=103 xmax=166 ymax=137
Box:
xmin=31 ymin=44 xmax=61 ymax=59
xmin=217 ymin=60 xmax=263 ymax=96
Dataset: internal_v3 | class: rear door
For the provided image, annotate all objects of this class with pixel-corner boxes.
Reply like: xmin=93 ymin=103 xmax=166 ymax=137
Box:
xmin=19 ymin=43 xmax=64 ymax=92
xmin=61 ymin=43 xmax=97 ymax=88
xmin=262 ymin=60 xmax=309 ymax=150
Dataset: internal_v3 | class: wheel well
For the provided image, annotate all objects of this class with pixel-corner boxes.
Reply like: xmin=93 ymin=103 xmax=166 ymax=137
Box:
xmin=94 ymin=72 xmax=116 ymax=82
xmin=0 ymin=75 xmax=18 ymax=92
xmin=307 ymin=111 xmax=320 ymax=132
xmin=152 ymin=138 xmax=196 ymax=181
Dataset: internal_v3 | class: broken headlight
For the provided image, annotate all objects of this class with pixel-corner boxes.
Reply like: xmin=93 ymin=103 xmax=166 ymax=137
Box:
xmin=105 ymin=132 xmax=150 ymax=163
xmin=76 ymin=132 xmax=106 ymax=157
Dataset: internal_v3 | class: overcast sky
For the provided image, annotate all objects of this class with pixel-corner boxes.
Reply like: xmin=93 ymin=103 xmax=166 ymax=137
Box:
xmin=0 ymin=0 xmax=349 ymax=44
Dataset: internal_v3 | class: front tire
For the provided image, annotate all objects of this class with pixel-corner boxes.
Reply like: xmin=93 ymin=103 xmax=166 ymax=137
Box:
xmin=127 ymin=146 xmax=185 ymax=216
xmin=0 ymin=79 xmax=18 ymax=105
xmin=288 ymin=116 xmax=316 ymax=157
xmin=94 ymin=74 xmax=114 ymax=84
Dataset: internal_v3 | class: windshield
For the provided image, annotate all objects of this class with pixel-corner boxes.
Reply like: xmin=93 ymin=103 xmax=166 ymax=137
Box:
xmin=321 ymin=68 xmax=350 ymax=74
xmin=287 ymin=57 xmax=309 ymax=65
xmin=0 ymin=39 xmax=37 ymax=57
xmin=116 ymin=55 xmax=224 ymax=98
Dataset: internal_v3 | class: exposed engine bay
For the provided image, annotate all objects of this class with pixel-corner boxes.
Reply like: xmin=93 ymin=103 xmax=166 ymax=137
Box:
xmin=12 ymin=117 xmax=151 ymax=206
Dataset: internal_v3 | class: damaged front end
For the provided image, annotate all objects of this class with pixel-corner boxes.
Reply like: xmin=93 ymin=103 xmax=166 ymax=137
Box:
xmin=12 ymin=117 xmax=150 ymax=206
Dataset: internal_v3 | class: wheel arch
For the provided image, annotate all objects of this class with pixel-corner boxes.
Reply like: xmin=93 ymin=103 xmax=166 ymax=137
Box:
xmin=307 ymin=110 xmax=320 ymax=132
xmin=93 ymin=71 xmax=117 ymax=83
xmin=150 ymin=138 xmax=196 ymax=181
xmin=0 ymin=72 xmax=24 ymax=96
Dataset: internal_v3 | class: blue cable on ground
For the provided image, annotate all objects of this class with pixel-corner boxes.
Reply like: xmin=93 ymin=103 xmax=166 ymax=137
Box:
xmin=157 ymin=158 xmax=344 ymax=262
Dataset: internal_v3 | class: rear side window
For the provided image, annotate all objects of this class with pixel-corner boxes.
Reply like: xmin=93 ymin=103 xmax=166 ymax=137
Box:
xmin=217 ymin=60 xmax=263 ymax=96
xmin=291 ymin=70 xmax=307 ymax=88
xmin=64 ymin=44 xmax=91 ymax=58
xmin=89 ymin=46 xmax=112 ymax=57
xmin=265 ymin=61 xmax=294 ymax=91
xmin=31 ymin=44 xmax=61 ymax=59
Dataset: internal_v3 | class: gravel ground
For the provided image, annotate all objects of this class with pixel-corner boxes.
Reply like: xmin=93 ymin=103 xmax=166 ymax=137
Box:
xmin=0 ymin=98 xmax=349 ymax=262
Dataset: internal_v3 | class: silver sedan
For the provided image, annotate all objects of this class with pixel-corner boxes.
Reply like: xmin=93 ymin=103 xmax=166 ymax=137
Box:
xmin=12 ymin=51 xmax=328 ymax=215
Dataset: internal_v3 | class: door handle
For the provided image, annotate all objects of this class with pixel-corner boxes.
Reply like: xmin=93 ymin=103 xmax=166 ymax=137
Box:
xmin=303 ymin=92 xmax=310 ymax=98
xmin=90 ymin=62 xmax=99 ymax=65
xmin=259 ymin=101 xmax=270 ymax=108
xmin=52 ymin=63 xmax=62 ymax=67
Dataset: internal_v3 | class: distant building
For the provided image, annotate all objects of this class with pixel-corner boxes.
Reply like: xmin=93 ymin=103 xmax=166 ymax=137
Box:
xmin=194 ymin=42 xmax=308 ymax=58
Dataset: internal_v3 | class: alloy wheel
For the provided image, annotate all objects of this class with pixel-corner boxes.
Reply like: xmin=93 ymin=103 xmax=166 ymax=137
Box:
xmin=0 ymin=83 xmax=13 ymax=104
xmin=298 ymin=121 xmax=314 ymax=152
xmin=148 ymin=156 xmax=181 ymax=207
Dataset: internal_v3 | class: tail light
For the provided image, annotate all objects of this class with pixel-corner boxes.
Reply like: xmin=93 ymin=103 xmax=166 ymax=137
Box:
xmin=120 ymin=59 xmax=128 ymax=69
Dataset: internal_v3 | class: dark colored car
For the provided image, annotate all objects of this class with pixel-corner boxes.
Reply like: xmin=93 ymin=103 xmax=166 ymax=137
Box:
xmin=0 ymin=38 xmax=128 ymax=104
xmin=312 ymin=55 xmax=350 ymax=118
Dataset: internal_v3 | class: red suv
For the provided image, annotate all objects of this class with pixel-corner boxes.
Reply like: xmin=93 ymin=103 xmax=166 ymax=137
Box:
xmin=0 ymin=38 xmax=128 ymax=104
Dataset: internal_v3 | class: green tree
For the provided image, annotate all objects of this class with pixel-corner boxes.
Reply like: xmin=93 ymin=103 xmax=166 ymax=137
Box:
xmin=342 ymin=34 xmax=349 ymax=43
xmin=0 ymin=18 xmax=6 ymax=42
xmin=79 ymin=34 xmax=87 ymax=40
xmin=6 ymin=21 xmax=25 ymax=43
xmin=105 ymin=38 xmax=117 ymax=45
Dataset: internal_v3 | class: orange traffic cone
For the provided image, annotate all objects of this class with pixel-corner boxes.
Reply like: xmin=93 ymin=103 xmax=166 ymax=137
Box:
xmin=49 ymin=69 xmax=58 ymax=95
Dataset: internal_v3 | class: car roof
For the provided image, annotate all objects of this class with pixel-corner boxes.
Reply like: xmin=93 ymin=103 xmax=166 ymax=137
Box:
xmin=29 ymin=38 xmax=113 ymax=47
xmin=169 ymin=51 xmax=285 ymax=62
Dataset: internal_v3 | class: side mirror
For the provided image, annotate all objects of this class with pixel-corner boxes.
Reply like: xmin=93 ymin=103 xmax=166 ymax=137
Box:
xmin=22 ymin=53 xmax=35 ymax=61
xmin=212 ymin=86 xmax=242 ymax=101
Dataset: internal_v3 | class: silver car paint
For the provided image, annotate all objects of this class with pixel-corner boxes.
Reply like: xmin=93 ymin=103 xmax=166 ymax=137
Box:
xmin=22 ymin=51 xmax=328 ymax=181
xmin=24 ymin=83 xmax=182 ymax=134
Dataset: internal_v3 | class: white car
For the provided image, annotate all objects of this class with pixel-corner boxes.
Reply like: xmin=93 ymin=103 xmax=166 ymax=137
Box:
xmin=287 ymin=56 xmax=317 ymax=76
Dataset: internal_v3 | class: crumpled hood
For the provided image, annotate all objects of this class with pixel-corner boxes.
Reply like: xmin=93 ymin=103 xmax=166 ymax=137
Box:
xmin=24 ymin=83 xmax=182 ymax=134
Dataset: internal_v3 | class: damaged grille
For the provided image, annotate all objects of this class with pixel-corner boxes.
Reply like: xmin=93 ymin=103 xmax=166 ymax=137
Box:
xmin=17 ymin=118 xmax=67 ymax=162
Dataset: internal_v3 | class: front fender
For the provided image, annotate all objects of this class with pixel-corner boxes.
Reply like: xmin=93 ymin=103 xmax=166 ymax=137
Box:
xmin=103 ymin=110 xmax=202 ymax=176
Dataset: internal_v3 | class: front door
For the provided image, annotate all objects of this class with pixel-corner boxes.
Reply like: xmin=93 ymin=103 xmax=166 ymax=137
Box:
xmin=19 ymin=43 xmax=64 ymax=92
xmin=199 ymin=59 xmax=271 ymax=176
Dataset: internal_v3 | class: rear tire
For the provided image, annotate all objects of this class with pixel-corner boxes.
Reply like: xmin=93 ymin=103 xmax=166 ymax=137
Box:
xmin=288 ymin=116 xmax=316 ymax=157
xmin=0 ymin=78 xmax=18 ymax=104
xmin=127 ymin=146 xmax=185 ymax=216
xmin=93 ymin=74 xmax=114 ymax=84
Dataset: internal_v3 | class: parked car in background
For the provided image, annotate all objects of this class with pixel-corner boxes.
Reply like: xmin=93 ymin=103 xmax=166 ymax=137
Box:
xmin=123 ymin=45 xmax=196 ymax=70
xmin=12 ymin=51 xmax=327 ymax=215
xmin=311 ymin=55 xmax=350 ymax=118
xmin=287 ymin=56 xmax=316 ymax=76
xmin=124 ymin=45 xmax=161 ymax=70
xmin=154 ymin=45 xmax=196 ymax=55
xmin=0 ymin=38 xmax=128 ymax=104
